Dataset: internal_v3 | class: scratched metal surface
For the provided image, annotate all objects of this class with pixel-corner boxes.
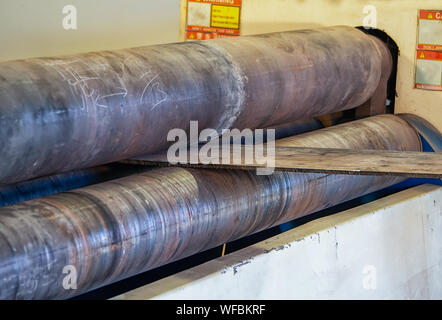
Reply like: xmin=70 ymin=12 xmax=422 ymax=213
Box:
xmin=275 ymin=114 xmax=421 ymax=150
xmin=0 ymin=164 xmax=148 ymax=207
xmin=128 ymin=114 xmax=430 ymax=177
xmin=0 ymin=115 xmax=421 ymax=299
xmin=0 ymin=26 xmax=387 ymax=185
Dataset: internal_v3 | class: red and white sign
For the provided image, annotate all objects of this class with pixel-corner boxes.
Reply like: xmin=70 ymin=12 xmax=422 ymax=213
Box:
xmin=186 ymin=0 xmax=241 ymax=41
xmin=186 ymin=31 xmax=236 ymax=40
xmin=415 ymin=50 xmax=442 ymax=91
xmin=419 ymin=10 xmax=442 ymax=21
xmin=417 ymin=10 xmax=442 ymax=51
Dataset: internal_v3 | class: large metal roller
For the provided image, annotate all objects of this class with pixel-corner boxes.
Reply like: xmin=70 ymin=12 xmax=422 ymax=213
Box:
xmin=0 ymin=118 xmax=323 ymax=207
xmin=0 ymin=164 xmax=146 ymax=208
xmin=0 ymin=115 xmax=420 ymax=299
xmin=0 ymin=26 xmax=389 ymax=185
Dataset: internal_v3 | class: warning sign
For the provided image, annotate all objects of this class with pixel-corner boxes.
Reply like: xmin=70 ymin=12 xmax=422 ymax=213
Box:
xmin=211 ymin=5 xmax=240 ymax=29
xmin=417 ymin=10 xmax=442 ymax=51
xmin=415 ymin=50 xmax=442 ymax=91
xmin=186 ymin=0 xmax=241 ymax=40
xmin=419 ymin=10 xmax=442 ymax=21
xmin=186 ymin=31 xmax=236 ymax=40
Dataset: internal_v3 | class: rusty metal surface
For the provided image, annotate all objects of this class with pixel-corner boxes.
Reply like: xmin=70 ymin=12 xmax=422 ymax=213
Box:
xmin=275 ymin=114 xmax=421 ymax=149
xmin=355 ymin=36 xmax=393 ymax=118
xmin=0 ymin=115 xmax=421 ymax=299
xmin=0 ymin=26 xmax=388 ymax=185
xmin=0 ymin=164 xmax=147 ymax=207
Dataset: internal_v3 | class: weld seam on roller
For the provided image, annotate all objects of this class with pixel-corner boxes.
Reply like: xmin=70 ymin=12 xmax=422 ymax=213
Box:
xmin=0 ymin=26 xmax=388 ymax=185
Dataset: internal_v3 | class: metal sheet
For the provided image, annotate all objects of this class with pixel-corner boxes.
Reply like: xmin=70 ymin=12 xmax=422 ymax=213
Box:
xmin=128 ymin=114 xmax=434 ymax=177
xmin=127 ymin=146 xmax=442 ymax=178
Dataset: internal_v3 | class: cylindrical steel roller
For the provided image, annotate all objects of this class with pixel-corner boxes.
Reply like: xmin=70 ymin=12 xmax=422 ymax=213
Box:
xmin=0 ymin=115 xmax=420 ymax=299
xmin=0 ymin=26 xmax=389 ymax=185
xmin=0 ymin=164 xmax=146 ymax=208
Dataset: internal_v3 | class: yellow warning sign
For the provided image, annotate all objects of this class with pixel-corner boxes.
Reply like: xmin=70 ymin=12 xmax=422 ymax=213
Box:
xmin=420 ymin=52 xmax=425 ymax=58
xmin=211 ymin=5 xmax=240 ymax=29
xmin=186 ymin=0 xmax=241 ymax=39
xmin=428 ymin=13 xmax=433 ymax=19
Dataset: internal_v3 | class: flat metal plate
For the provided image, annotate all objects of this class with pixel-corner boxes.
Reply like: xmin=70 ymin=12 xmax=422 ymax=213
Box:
xmin=125 ymin=146 xmax=442 ymax=178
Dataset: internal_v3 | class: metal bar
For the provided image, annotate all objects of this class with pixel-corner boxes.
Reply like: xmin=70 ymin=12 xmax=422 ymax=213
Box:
xmin=0 ymin=26 xmax=389 ymax=185
xmin=0 ymin=115 xmax=421 ymax=299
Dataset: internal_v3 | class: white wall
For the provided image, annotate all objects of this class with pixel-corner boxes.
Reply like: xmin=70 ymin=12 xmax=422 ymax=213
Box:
xmin=0 ymin=0 xmax=180 ymax=61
